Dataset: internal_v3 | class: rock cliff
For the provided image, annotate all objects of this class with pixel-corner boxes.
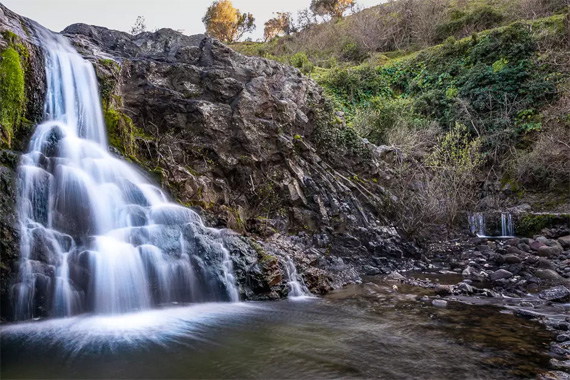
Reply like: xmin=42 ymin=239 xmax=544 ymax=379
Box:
xmin=0 ymin=4 xmax=417 ymax=319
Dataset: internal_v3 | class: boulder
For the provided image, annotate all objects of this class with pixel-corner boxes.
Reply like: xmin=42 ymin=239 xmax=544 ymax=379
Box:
xmin=538 ymin=245 xmax=563 ymax=258
xmin=539 ymin=286 xmax=570 ymax=302
xmin=559 ymin=235 xmax=570 ymax=249
xmin=490 ymin=269 xmax=513 ymax=281
xmin=534 ymin=269 xmax=563 ymax=281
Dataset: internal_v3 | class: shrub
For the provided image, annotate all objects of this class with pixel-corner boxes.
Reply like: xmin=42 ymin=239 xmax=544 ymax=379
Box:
xmin=515 ymin=123 xmax=570 ymax=190
xmin=289 ymin=52 xmax=310 ymax=68
xmin=341 ymin=42 xmax=368 ymax=62
xmin=353 ymin=97 xmax=426 ymax=144
xmin=426 ymin=122 xmax=483 ymax=226
xmin=435 ymin=5 xmax=504 ymax=42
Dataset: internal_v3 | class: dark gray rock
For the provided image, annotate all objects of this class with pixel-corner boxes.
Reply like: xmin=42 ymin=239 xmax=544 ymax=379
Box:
xmin=490 ymin=269 xmax=513 ymax=281
xmin=539 ymin=286 xmax=570 ymax=302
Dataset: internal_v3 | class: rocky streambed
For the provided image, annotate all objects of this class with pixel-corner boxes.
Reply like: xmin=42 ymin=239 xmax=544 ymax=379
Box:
xmin=381 ymin=230 xmax=570 ymax=379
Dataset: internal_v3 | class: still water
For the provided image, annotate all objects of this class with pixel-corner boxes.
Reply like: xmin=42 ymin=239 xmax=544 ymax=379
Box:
xmin=1 ymin=280 xmax=552 ymax=379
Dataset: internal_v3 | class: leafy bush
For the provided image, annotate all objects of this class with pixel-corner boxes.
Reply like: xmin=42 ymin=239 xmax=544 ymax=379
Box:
xmin=435 ymin=6 xmax=504 ymax=42
xmin=289 ymin=52 xmax=310 ymax=68
xmin=341 ymin=42 xmax=368 ymax=62
xmin=353 ymin=97 xmax=426 ymax=144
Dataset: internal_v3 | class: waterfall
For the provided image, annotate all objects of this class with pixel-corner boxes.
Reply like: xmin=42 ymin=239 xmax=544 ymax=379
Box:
xmin=468 ymin=213 xmax=486 ymax=237
xmin=12 ymin=27 xmax=238 ymax=320
xmin=283 ymin=256 xmax=310 ymax=298
xmin=468 ymin=212 xmax=515 ymax=238
xmin=501 ymin=213 xmax=514 ymax=237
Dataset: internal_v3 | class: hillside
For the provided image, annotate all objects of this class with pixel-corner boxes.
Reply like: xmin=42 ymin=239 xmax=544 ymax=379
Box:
xmin=233 ymin=1 xmax=570 ymax=234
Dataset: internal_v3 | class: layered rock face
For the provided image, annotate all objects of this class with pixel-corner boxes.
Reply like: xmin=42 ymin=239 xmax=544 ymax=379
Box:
xmin=63 ymin=23 xmax=417 ymax=264
xmin=0 ymin=4 xmax=417 ymax=319
xmin=0 ymin=5 xmax=46 ymax=317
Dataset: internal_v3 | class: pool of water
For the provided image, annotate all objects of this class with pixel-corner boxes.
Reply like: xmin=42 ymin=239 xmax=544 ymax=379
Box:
xmin=1 ymin=280 xmax=553 ymax=379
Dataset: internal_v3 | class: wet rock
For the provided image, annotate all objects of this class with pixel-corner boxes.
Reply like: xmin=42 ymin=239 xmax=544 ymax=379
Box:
xmin=514 ymin=308 xmax=544 ymax=319
xmin=539 ymin=286 xmax=570 ymax=302
xmin=550 ymin=342 xmax=570 ymax=358
xmin=535 ymin=269 xmax=563 ymax=282
xmin=490 ymin=269 xmax=513 ymax=281
xmin=456 ymin=282 xmax=474 ymax=294
xmin=386 ymin=271 xmax=405 ymax=281
xmin=432 ymin=299 xmax=448 ymax=308
xmin=557 ymin=334 xmax=570 ymax=343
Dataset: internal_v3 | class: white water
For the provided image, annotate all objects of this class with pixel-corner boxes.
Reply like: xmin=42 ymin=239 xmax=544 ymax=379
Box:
xmin=501 ymin=213 xmax=515 ymax=237
xmin=283 ymin=256 xmax=310 ymax=298
xmin=12 ymin=27 xmax=238 ymax=320
xmin=468 ymin=212 xmax=515 ymax=238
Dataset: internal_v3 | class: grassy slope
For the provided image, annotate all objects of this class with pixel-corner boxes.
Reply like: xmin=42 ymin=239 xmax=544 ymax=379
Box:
xmin=233 ymin=3 xmax=570 ymax=212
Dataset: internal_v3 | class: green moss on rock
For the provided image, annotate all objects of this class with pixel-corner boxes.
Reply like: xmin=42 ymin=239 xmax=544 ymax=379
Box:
xmin=0 ymin=46 xmax=26 ymax=147
xmin=516 ymin=213 xmax=570 ymax=237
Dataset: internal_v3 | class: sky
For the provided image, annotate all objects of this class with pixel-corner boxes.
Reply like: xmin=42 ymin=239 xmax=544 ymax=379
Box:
xmin=3 ymin=0 xmax=382 ymax=41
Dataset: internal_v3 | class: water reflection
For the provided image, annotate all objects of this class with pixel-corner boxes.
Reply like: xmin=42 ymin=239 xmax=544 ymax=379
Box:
xmin=1 ymin=280 xmax=553 ymax=379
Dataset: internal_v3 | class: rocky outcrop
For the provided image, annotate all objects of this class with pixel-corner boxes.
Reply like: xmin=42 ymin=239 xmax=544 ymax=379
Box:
xmin=59 ymin=24 xmax=418 ymax=293
xmin=0 ymin=5 xmax=46 ymax=319
xmin=0 ymin=4 xmax=417 ymax=319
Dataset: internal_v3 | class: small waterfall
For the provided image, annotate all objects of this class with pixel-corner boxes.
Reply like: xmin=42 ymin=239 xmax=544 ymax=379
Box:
xmin=12 ymin=26 xmax=238 ymax=320
xmin=468 ymin=212 xmax=515 ymax=238
xmin=501 ymin=213 xmax=514 ymax=237
xmin=468 ymin=213 xmax=486 ymax=237
xmin=284 ymin=257 xmax=310 ymax=298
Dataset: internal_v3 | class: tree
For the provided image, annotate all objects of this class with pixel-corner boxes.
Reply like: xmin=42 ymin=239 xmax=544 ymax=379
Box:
xmin=264 ymin=12 xmax=294 ymax=41
xmin=310 ymin=0 xmax=355 ymax=19
xmin=202 ymin=0 xmax=255 ymax=43
xmin=296 ymin=8 xmax=318 ymax=31
xmin=130 ymin=16 xmax=147 ymax=35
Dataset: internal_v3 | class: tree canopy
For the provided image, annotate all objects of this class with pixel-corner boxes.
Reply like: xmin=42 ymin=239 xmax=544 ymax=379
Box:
xmin=310 ymin=0 xmax=355 ymax=19
xmin=202 ymin=0 xmax=255 ymax=43
xmin=264 ymin=12 xmax=294 ymax=41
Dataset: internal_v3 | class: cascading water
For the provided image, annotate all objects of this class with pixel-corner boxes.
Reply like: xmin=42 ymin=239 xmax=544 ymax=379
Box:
xmin=468 ymin=213 xmax=486 ymax=237
xmin=501 ymin=213 xmax=514 ymax=237
xmin=12 ymin=27 xmax=238 ymax=320
xmin=468 ymin=212 xmax=515 ymax=238
xmin=283 ymin=257 xmax=310 ymax=298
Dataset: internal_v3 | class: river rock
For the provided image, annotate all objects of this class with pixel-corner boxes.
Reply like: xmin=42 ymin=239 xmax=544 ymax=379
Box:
xmin=432 ymin=299 xmax=448 ymax=308
xmin=530 ymin=240 xmax=546 ymax=251
xmin=504 ymin=254 xmax=522 ymax=264
xmin=490 ymin=269 xmax=513 ymax=281
xmin=386 ymin=271 xmax=405 ymax=281
xmin=538 ymin=245 xmax=563 ymax=258
xmin=535 ymin=269 xmax=563 ymax=282
xmin=539 ymin=286 xmax=570 ymax=302
xmin=559 ymin=235 xmax=570 ymax=249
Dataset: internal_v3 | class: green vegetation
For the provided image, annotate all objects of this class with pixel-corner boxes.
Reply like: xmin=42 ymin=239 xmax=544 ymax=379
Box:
xmin=0 ymin=31 xmax=28 ymax=147
xmin=516 ymin=213 xmax=570 ymax=237
xmin=230 ymin=0 xmax=569 ymax=233
xmin=320 ymin=17 xmax=565 ymax=156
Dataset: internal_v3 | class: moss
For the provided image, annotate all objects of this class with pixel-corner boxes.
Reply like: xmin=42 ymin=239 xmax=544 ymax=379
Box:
xmin=0 ymin=45 xmax=26 ymax=147
xmin=249 ymin=239 xmax=277 ymax=264
xmin=103 ymin=96 xmax=152 ymax=158
xmin=516 ymin=213 xmax=570 ymax=237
